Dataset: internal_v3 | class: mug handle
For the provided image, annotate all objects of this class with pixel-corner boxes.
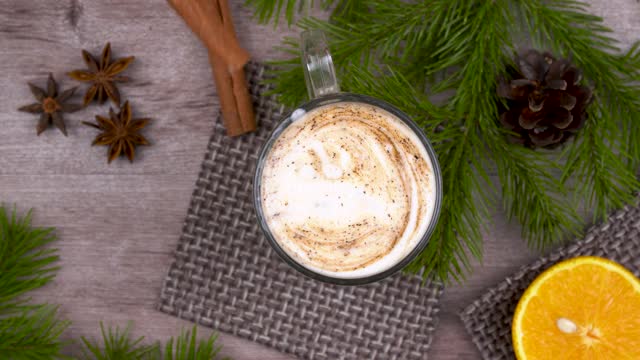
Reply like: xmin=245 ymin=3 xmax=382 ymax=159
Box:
xmin=301 ymin=30 xmax=340 ymax=99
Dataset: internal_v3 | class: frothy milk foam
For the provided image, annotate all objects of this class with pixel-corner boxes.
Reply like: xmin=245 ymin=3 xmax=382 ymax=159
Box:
xmin=260 ymin=102 xmax=437 ymax=279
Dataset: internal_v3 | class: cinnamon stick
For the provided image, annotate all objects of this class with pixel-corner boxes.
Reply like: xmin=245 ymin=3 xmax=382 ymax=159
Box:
xmin=229 ymin=64 xmax=256 ymax=134
xmin=169 ymin=0 xmax=256 ymax=136
xmin=168 ymin=0 xmax=249 ymax=70
xmin=209 ymin=51 xmax=256 ymax=135
xmin=214 ymin=0 xmax=256 ymax=135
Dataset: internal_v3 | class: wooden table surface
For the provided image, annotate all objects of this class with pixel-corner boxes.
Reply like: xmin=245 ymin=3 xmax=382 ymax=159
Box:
xmin=1 ymin=0 xmax=638 ymax=358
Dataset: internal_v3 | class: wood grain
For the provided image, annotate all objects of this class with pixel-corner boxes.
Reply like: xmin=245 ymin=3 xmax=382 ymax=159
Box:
xmin=0 ymin=0 xmax=638 ymax=358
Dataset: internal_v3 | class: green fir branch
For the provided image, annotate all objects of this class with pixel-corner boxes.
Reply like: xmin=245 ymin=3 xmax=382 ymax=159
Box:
xmin=620 ymin=41 xmax=640 ymax=81
xmin=0 ymin=305 xmax=69 ymax=360
xmin=561 ymin=102 xmax=639 ymax=220
xmin=264 ymin=1 xmax=458 ymax=106
xmin=80 ymin=322 xmax=156 ymax=360
xmin=162 ymin=327 xmax=225 ymax=360
xmin=80 ymin=324 xmax=227 ymax=360
xmin=344 ymin=65 xmax=489 ymax=280
xmin=340 ymin=65 xmax=450 ymax=131
xmin=245 ymin=0 xmax=306 ymax=26
xmin=299 ymin=1 xmax=452 ymax=69
xmin=515 ymin=0 xmax=640 ymax=218
xmin=265 ymin=38 xmax=307 ymax=107
xmin=252 ymin=0 xmax=640 ymax=281
xmin=343 ymin=65 xmax=491 ymax=280
xmin=0 ymin=207 xmax=60 ymax=313
xmin=0 ymin=206 xmax=230 ymax=359
xmin=406 ymin=130 xmax=490 ymax=281
xmin=324 ymin=0 xmax=368 ymax=22
xmin=406 ymin=1 xmax=511 ymax=278
xmin=493 ymin=145 xmax=583 ymax=248
xmin=449 ymin=1 xmax=584 ymax=248
xmin=0 ymin=206 xmax=68 ymax=359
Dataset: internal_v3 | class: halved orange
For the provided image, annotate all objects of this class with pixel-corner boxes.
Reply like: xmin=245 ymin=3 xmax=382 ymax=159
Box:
xmin=512 ymin=256 xmax=640 ymax=360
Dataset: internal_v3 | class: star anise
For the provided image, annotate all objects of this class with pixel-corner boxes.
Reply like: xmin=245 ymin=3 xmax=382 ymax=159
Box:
xmin=18 ymin=73 xmax=83 ymax=136
xmin=83 ymin=101 xmax=150 ymax=163
xmin=68 ymin=43 xmax=135 ymax=106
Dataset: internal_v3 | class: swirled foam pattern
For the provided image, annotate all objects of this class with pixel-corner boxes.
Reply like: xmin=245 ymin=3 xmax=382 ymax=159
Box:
xmin=261 ymin=102 xmax=436 ymax=279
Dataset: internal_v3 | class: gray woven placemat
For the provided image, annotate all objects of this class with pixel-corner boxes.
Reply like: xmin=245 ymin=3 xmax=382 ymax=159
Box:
xmin=461 ymin=199 xmax=640 ymax=359
xmin=158 ymin=61 xmax=444 ymax=360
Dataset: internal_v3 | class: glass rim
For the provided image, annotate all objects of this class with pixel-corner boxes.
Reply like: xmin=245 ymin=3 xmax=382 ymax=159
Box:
xmin=253 ymin=93 xmax=443 ymax=286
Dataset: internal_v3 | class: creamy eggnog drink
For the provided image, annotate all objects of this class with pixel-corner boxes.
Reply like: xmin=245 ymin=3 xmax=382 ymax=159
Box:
xmin=259 ymin=101 xmax=438 ymax=279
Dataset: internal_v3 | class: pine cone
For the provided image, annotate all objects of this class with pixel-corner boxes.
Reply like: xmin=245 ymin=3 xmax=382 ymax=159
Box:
xmin=497 ymin=50 xmax=593 ymax=148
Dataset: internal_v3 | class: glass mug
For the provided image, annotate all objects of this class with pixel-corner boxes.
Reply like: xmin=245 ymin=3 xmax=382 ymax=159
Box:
xmin=254 ymin=30 xmax=442 ymax=285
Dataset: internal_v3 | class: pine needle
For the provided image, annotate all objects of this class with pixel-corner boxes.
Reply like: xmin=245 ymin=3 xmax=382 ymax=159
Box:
xmin=80 ymin=322 xmax=156 ymax=360
xmin=163 ymin=326 xmax=225 ymax=360
xmin=0 ymin=205 xmax=229 ymax=359
xmin=343 ymin=65 xmax=489 ymax=281
xmin=0 ymin=305 xmax=69 ymax=360
xmin=0 ymin=206 xmax=60 ymax=313
xmin=245 ymin=0 xmax=303 ymax=26
xmin=250 ymin=0 xmax=640 ymax=282
xmin=80 ymin=324 xmax=227 ymax=360
xmin=515 ymin=0 xmax=640 ymax=219
xmin=0 ymin=205 xmax=68 ymax=359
